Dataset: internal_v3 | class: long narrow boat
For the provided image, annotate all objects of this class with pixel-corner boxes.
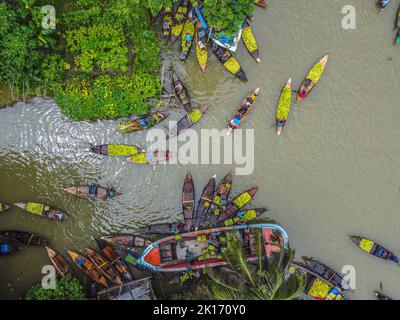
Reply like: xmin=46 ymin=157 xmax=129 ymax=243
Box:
xmin=68 ymin=251 xmax=108 ymax=288
xmin=168 ymin=104 xmax=208 ymax=138
xmin=0 ymin=203 xmax=10 ymax=213
xmin=297 ymin=55 xmax=329 ymax=103
xmin=194 ymin=175 xmax=216 ymax=229
xmin=211 ymin=41 xmax=247 ymax=82
xmin=375 ymin=283 xmax=393 ymax=300
xmin=210 ymin=172 xmax=233 ymax=226
xmin=377 ymin=0 xmax=390 ymax=12
xmin=242 ymin=20 xmax=260 ymax=63
xmin=195 ymin=21 xmax=208 ymax=72
xmin=182 ymin=173 xmax=195 ymax=232
xmin=138 ymin=223 xmax=184 ymax=235
xmin=128 ymin=151 xmax=173 ymax=165
xmin=0 ymin=231 xmax=48 ymax=246
xmin=350 ymin=235 xmax=399 ymax=264
xmin=275 ymin=78 xmax=292 ymax=136
xmin=101 ymin=234 xmax=153 ymax=251
xmin=45 ymin=247 xmax=73 ymax=276
xmin=96 ymin=239 xmax=133 ymax=282
xmin=0 ymin=242 xmax=23 ymax=255
xmin=216 ymin=187 xmax=259 ymax=225
xmin=171 ymin=73 xmax=192 ymax=112
xmin=14 ymin=202 xmax=68 ymax=221
xmin=86 ymin=248 xmax=123 ymax=285
xmin=227 ymin=88 xmax=260 ymax=134
xmin=137 ymin=224 xmax=289 ymax=272
xmin=117 ymin=112 xmax=167 ymax=134
xmin=64 ymin=186 xmax=121 ymax=200
xmin=161 ymin=7 xmax=173 ymax=42
xmin=179 ymin=19 xmax=195 ymax=61
xmin=254 ymin=0 xmax=268 ymax=9
xmin=171 ymin=0 xmax=189 ymax=43
xmin=90 ymin=144 xmax=143 ymax=157
xmin=216 ymin=208 xmax=267 ymax=227
xmin=288 ymin=262 xmax=345 ymax=300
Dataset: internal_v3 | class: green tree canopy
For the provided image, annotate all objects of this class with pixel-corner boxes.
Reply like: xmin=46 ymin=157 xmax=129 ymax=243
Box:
xmin=26 ymin=276 xmax=87 ymax=300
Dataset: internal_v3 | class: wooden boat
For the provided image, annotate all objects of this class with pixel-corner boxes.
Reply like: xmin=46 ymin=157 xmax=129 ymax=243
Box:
xmin=182 ymin=173 xmax=195 ymax=232
xmin=101 ymin=234 xmax=153 ymax=250
xmin=195 ymin=21 xmax=208 ymax=72
xmin=90 ymin=144 xmax=144 ymax=157
xmin=350 ymin=235 xmax=399 ymax=264
xmin=14 ymin=202 xmax=68 ymax=221
xmin=168 ymin=104 xmax=208 ymax=138
xmin=377 ymin=0 xmax=390 ymax=12
xmin=0 ymin=203 xmax=10 ymax=213
xmin=138 ymin=223 xmax=184 ymax=235
xmin=171 ymin=73 xmax=192 ymax=112
xmin=96 ymin=277 xmax=155 ymax=300
xmin=0 ymin=242 xmax=23 ymax=255
xmin=297 ymin=55 xmax=329 ymax=103
xmin=242 ymin=20 xmax=260 ymax=63
xmin=137 ymin=223 xmax=289 ymax=272
xmin=128 ymin=151 xmax=173 ymax=165
xmin=374 ymin=283 xmax=393 ymax=300
xmin=216 ymin=187 xmax=259 ymax=225
xmin=161 ymin=7 xmax=173 ymax=42
xmin=170 ymin=0 xmax=190 ymax=43
xmin=45 ymin=247 xmax=73 ymax=276
xmin=96 ymin=239 xmax=133 ymax=282
xmin=0 ymin=230 xmax=48 ymax=246
xmin=86 ymin=248 xmax=123 ymax=285
xmin=288 ymin=262 xmax=345 ymax=300
xmin=64 ymin=186 xmax=121 ymax=200
xmin=276 ymin=78 xmax=292 ymax=136
xmin=179 ymin=19 xmax=195 ymax=61
xmin=210 ymin=172 xmax=233 ymax=226
xmin=117 ymin=112 xmax=167 ymax=134
xmin=68 ymin=250 xmax=108 ymax=288
xmin=194 ymin=175 xmax=216 ymax=229
xmin=227 ymin=88 xmax=260 ymax=134
xmin=254 ymin=0 xmax=268 ymax=9
xmin=211 ymin=41 xmax=247 ymax=81
xmin=216 ymin=208 xmax=267 ymax=227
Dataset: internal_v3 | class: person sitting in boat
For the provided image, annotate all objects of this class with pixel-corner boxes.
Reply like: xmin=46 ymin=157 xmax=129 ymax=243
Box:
xmin=139 ymin=118 xmax=148 ymax=127
xmin=298 ymin=79 xmax=313 ymax=98
xmin=185 ymin=33 xmax=192 ymax=46
xmin=276 ymin=120 xmax=286 ymax=128
xmin=175 ymin=83 xmax=183 ymax=94
xmin=163 ymin=20 xmax=170 ymax=32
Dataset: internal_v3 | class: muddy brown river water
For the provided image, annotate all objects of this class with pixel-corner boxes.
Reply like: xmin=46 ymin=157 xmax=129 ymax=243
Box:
xmin=1 ymin=0 xmax=400 ymax=299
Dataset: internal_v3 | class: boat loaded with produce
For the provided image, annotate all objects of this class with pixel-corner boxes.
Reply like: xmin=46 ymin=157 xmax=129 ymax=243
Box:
xmin=171 ymin=0 xmax=190 ymax=43
xmin=117 ymin=112 xmax=167 ymax=134
xmin=90 ymin=144 xmax=144 ymax=157
xmin=168 ymin=104 xmax=208 ymax=138
xmin=350 ymin=235 xmax=399 ymax=264
xmin=275 ymin=79 xmax=292 ymax=136
xmin=0 ymin=203 xmax=10 ymax=213
xmin=14 ymin=202 xmax=68 ymax=221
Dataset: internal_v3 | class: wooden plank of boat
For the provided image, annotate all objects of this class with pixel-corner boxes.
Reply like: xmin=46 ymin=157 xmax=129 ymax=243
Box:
xmin=0 ymin=242 xmax=23 ymax=255
xmin=216 ymin=208 xmax=268 ymax=227
xmin=161 ymin=7 xmax=173 ymax=42
xmin=96 ymin=239 xmax=133 ymax=282
xmin=194 ymin=175 xmax=216 ymax=229
xmin=227 ymin=88 xmax=260 ymax=134
xmin=137 ymin=223 xmax=289 ymax=272
xmin=296 ymin=55 xmax=329 ymax=103
xmin=0 ymin=203 xmax=10 ymax=213
xmin=242 ymin=20 xmax=260 ymax=63
xmin=0 ymin=230 xmax=48 ymax=246
xmin=211 ymin=41 xmax=247 ymax=82
xmin=101 ymin=234 xmax=153 ymax=250
xmin=209 ymin=172 xmax=233 ymax=226
xmin=168 ymin=104 xmax=208 ymax=138
xmin=68 ymin=250 xmax=109 ymax=288
xmin=64 ymin=186 xmax=121 ymax=200
xmin=171 ymin=72 xmax=192 ymax=112
xmin=179 ymin=19 xmax=195 ymax=61
xmin=216 ymin=187 xmax=259 ymax=225
xmin=195 ymin=21 xmax=208 ymax=72
xmin=128 ymin=151 xmax=173 ymax=165
xmin=45 ymin=247 xmax=73 ymax=276
xmin=275 ymin=78 xmax=292 ymax=136
xmin=137 ymin=223 xmax=184 ymax=235
xmin=14 ymin=202 xmax=68 ymax=221
xmin=377 ymin=0 xmax=390 ymax=12
xmin=86 ymin=248 xmax=123 ymax=285
xmin=90 ymin=144 xmax=144 ymax=157
xmin=350 ymin=235 xmax=399 ymax=264
xmin=182 ymin=173 xmax=195 ymax=232
xmin=117 ymin=112 xmax=167 ymax=134
xmin=254 ymin=0 xmax=268 ymax=9
xmin=171 ymin=0 xmax=190 ymax=43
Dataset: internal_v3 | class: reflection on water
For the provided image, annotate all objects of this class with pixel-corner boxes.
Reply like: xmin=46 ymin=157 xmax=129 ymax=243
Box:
xmin=1 ymin=1 xmax=400 ymax=299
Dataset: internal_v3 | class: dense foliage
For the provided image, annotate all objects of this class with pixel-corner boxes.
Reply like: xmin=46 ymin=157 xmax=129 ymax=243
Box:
xmin=203 ymin=0 xmax=254 ymax=36
xmin=26 ymin=275 xmax=87 ymax=300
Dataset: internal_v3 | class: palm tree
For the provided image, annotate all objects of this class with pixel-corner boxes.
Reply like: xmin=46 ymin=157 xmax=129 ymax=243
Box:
xmin=189 ymin=232 xmax=305 ymax=300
